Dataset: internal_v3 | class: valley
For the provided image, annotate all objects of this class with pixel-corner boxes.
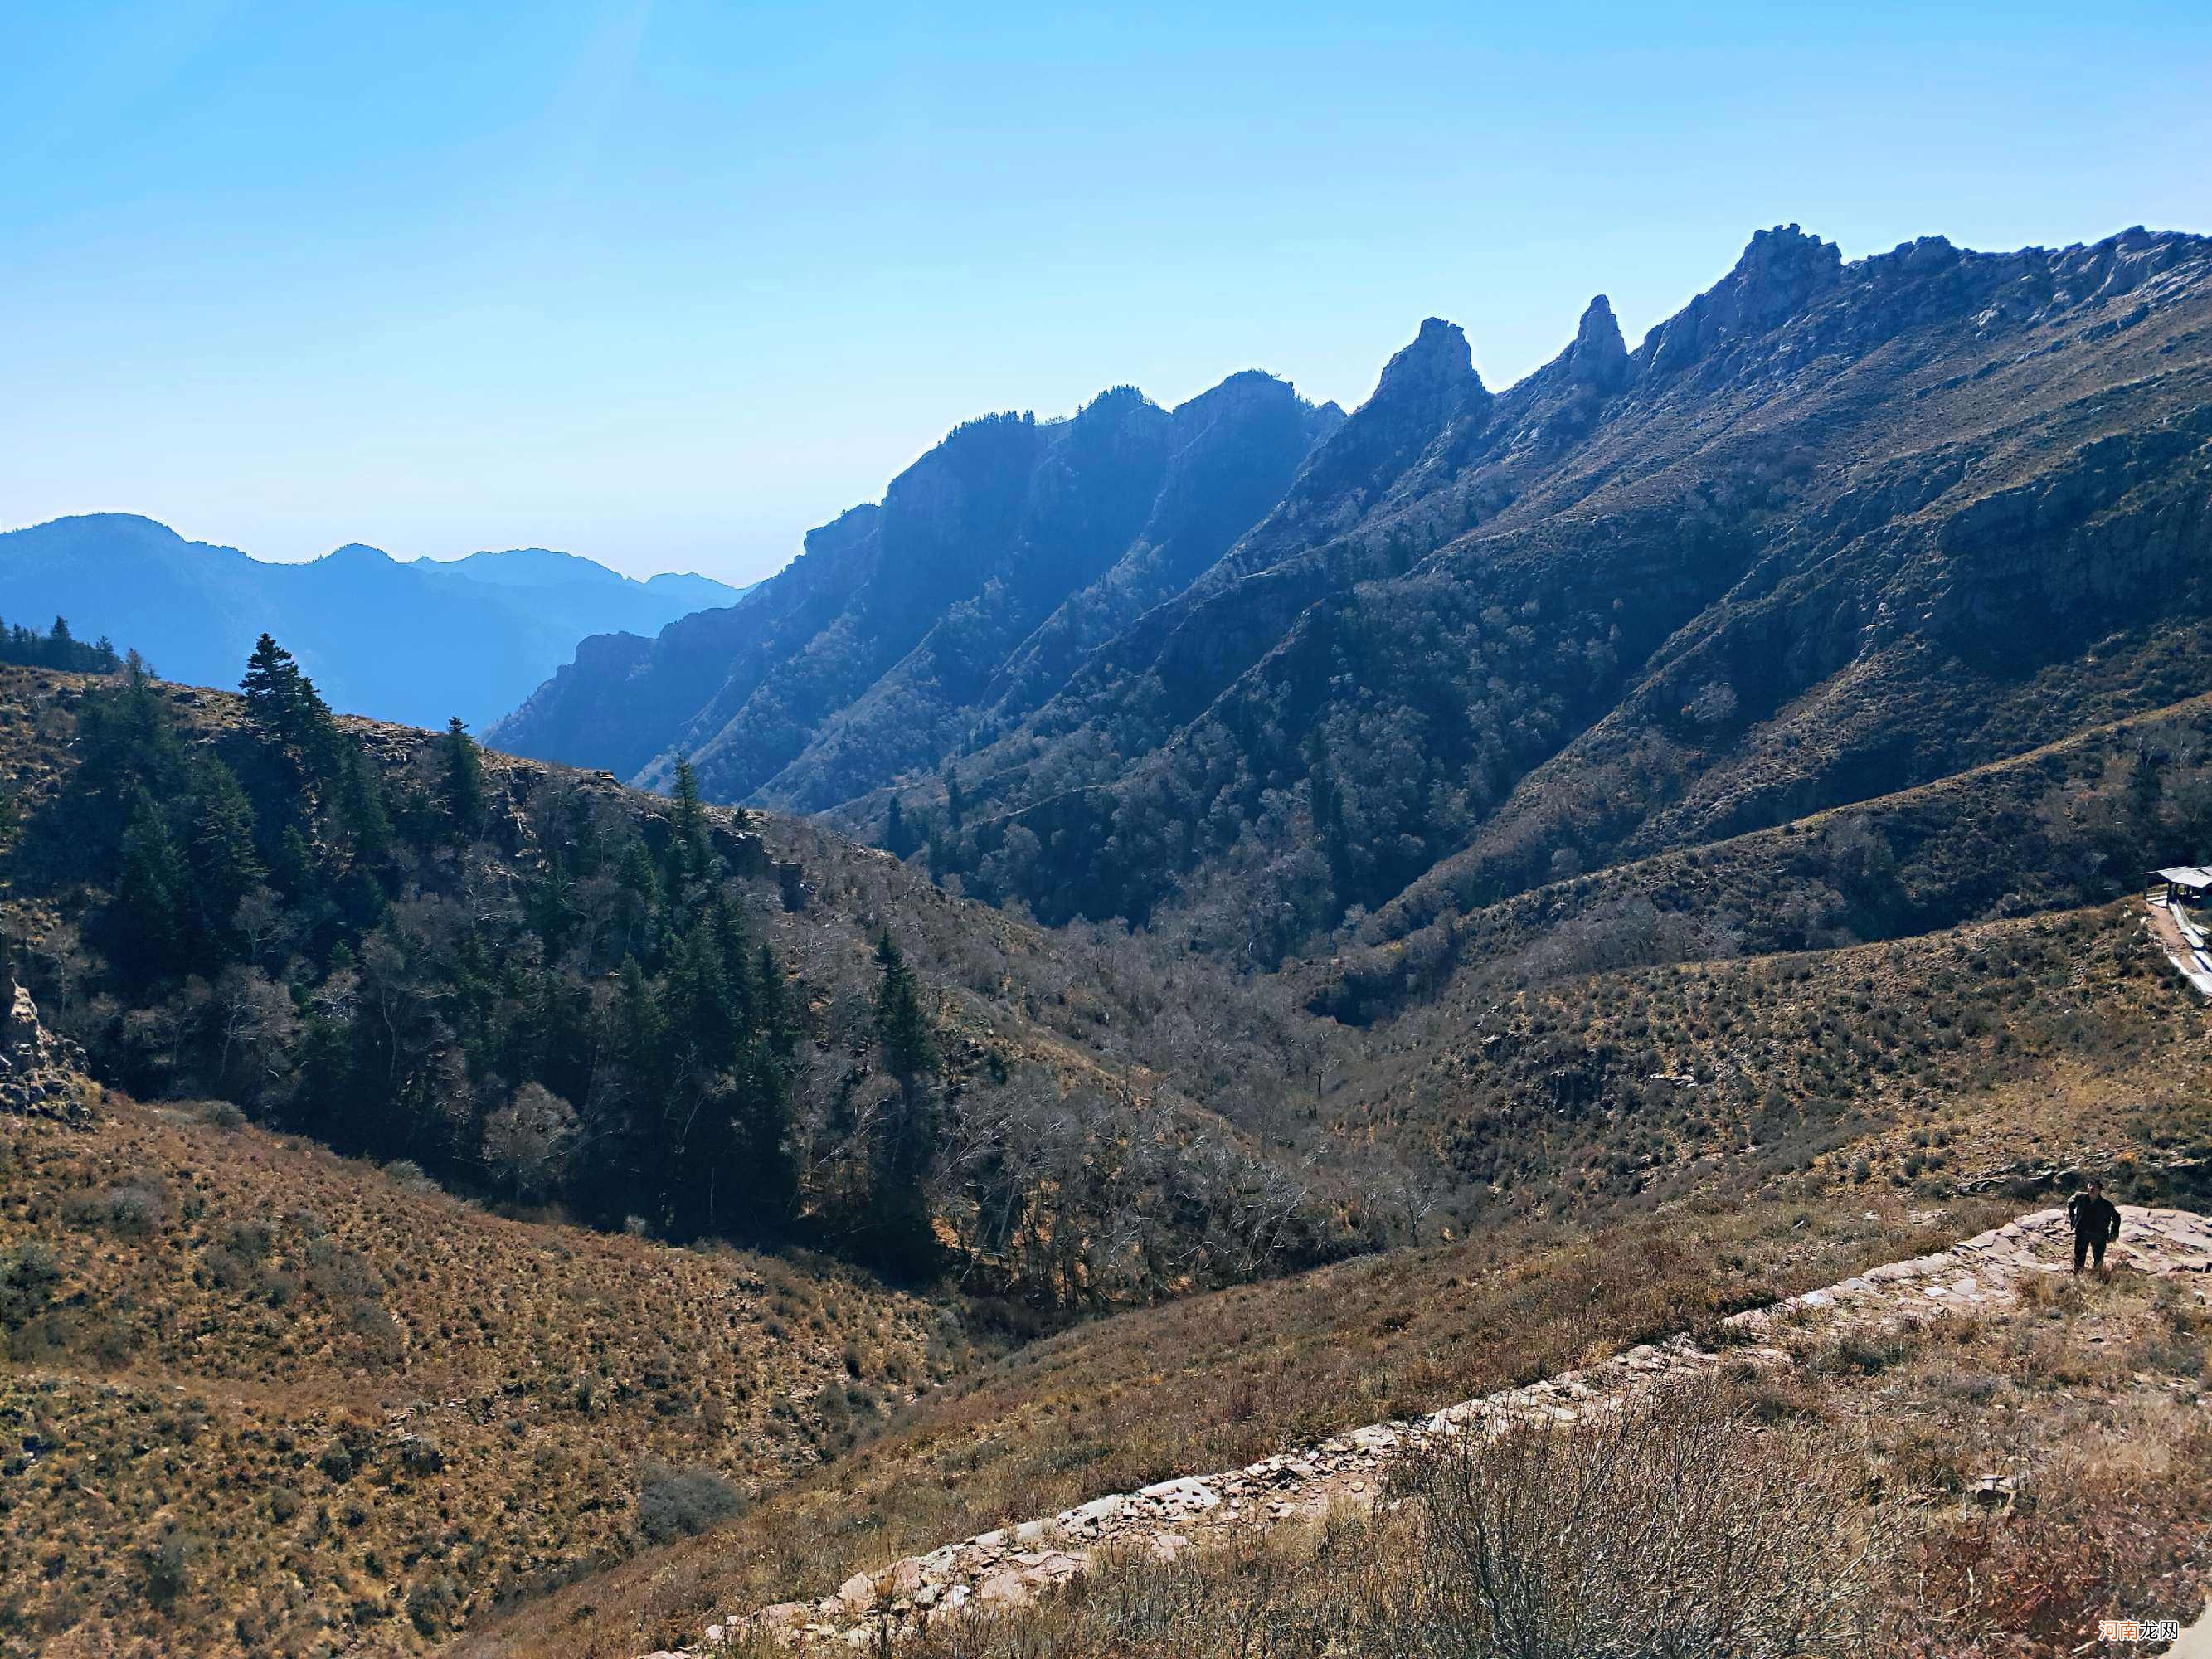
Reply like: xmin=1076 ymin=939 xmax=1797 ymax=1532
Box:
xmin=3 ymin=221 xmax=2211 ymax=1659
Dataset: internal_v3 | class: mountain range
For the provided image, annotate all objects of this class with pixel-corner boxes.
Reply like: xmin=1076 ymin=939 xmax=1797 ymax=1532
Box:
xmin=7 ymin=220 xmax=2212 ymax=1657
xmin=0 ymin=513 xmax=747 ymax=730
xmin=496 ymin=224 xmax=2212 ymax=975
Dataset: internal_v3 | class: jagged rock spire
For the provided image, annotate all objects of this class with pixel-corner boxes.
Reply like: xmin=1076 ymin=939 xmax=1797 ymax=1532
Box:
xmin=1570 ymin=294 xmax=1629 ymax=390
xmin=1373 ymin=317 xmax=1485 ymax=406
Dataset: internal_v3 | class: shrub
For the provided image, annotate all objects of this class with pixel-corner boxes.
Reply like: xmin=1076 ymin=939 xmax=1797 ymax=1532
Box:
xmin=1392 ymin=1384 xmax=1879 ymax=1657
xmin=634 ymin=1461 xmax=746 ymax=1545
xmin=0 ymin=1242 xmax=62 ymax=1330
xmin=406 ymin=1574 xmax=460 ymax=1635
xmin=139 ymin=1525 xmax=199 ymax=1609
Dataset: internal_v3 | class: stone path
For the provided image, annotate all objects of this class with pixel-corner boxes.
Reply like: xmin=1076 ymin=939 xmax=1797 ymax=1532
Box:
xmin=645 ymin=1204 xmax=2212 ymax=1656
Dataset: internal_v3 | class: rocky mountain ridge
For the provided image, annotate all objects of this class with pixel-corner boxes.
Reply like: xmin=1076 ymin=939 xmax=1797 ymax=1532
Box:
xmin=495 ymin=226 xmax=2212 ymax=995
xmin=490 ymin=376 xmax=1342 ymax=808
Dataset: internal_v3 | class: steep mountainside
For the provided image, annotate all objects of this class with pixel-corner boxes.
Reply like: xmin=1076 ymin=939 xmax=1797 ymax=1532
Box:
xmin=0 ymin=663 xmax=1355 ymax=1314
xmin=0 ymin=514 xmax=745 ymax=728
xmin=489 ymin=376 xmax=1340 ymax=808
xmin=489 ymin=227 xmax=2212 ymax=998
xmin=902 ymin=227 xmax=2212 ymax=951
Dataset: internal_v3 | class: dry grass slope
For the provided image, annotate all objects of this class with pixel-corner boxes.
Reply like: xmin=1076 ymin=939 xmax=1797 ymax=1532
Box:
xmin=459 ymin=1192 xmax=2014 ymax=1657
xmin=0 ymin=1101 xmax=959 ymax=1657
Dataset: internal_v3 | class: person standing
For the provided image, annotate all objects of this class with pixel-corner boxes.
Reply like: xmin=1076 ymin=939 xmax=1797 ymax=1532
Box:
xmin=2067 ymin=1180 xmax=2122 ymax=1277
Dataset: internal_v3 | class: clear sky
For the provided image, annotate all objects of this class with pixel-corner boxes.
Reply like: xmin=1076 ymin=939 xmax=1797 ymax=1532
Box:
xmin=4 ymin=2 xmax=2208 ymax=584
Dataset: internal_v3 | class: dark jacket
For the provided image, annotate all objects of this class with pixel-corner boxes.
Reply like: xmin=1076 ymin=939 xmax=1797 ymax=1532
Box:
xmin=2068 ymin=1193 xmax=2121 ymax=1243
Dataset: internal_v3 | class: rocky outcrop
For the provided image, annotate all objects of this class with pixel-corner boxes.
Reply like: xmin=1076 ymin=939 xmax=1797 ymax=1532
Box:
xmin=1568 ymin=294 xmax=1630 ymax=391
xmin=0 ymin=976 xmax=95 ymax=1123
xmin=653 ymin=1205 xmax=2212 ymax=1654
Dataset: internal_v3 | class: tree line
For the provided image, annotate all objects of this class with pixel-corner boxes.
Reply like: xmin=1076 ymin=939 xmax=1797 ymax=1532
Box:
xmin=0 ymin=615 xmax=126 ymax=675
xmin=31 ymin=636 xmax=948 ymax=1267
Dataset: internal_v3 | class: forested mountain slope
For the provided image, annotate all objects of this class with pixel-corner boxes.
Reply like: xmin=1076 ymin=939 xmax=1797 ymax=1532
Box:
xmin=900 ymin=226 xmax=2212 ymax=951
xmin=489 ymin=376 xmax=1340 ymax=808
xmin=492 ymin=226 xmax=2212 ymax=995
xmin=0 ymin=662 xmax=1356 ymax=1311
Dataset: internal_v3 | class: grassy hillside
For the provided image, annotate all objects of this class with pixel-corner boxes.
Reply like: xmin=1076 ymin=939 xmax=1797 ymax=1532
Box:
xmin=830 ymin=1268 xmax=2212 ymax=1659
xmin=0 ymin=1098 xmax=955 ymax=1657
xmin=459 ymin=893 xmax=2212 ymax=1653
xmin=457 ymin=1191 xmax=2008 ymax=1657
xmin=1322 ymin=686 xmax=2212 ymax=1019
xmin=1334 ymin=902 xmax=2212 ymax=1225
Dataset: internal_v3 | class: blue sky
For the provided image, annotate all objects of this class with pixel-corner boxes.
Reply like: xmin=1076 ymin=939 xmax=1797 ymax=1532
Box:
xmin=4 ymin=2 xmax=2208 ymax=584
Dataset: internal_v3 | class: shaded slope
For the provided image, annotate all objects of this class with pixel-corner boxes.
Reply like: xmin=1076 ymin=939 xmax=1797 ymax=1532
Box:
xmin=490 ymin=378 xmax=1337 ymax=810
xmin=905 ymin=227 xmax=2212 ymax=944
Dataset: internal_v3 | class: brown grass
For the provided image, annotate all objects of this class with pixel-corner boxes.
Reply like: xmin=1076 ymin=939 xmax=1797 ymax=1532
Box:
xmin=0 ymin=1100 xmax=955 ymax=1657
xmin=459 ymin=1190 xmax=2011 ymax=1657
xmin=725 ymin=1271 xmax=2212 ymax=1659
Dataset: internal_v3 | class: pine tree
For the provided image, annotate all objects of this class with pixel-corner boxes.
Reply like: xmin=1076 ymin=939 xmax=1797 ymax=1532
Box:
xmin=669 ymin=761 xmax=712 ymax=885
xmin=185 ymin=759 xmax=265 ymax=946
xmin=755 ymin=943 xmax=791 ymax=1055
xmin=335 ymin=743 xmax=393 ymax=864
xmin=873 ymin=931 xmax=937 ymax=1078
xmin=884 ymin=796 xmax=913 ymax=859
xmin=241 ymin=634 xmax=316 ymax=752
xmin=866 ymin=933 xmax=941 ymax=1265
xmin=440 ymin=717 xmax=486 ymax=842
xmin=115 ymin=787 xmax=187 ymax=980
xmin=2128 ymin=742 xmax=2164 ymax=830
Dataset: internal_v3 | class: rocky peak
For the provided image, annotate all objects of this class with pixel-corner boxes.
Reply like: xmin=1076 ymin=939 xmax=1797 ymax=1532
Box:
xmin=1639 ymin=223 xmax=1844 ymax=378
xmin=1569 ymin=294 xmax=1630 ymax=391
xmin=1373 ymin=317 xmax=1486 ymax=410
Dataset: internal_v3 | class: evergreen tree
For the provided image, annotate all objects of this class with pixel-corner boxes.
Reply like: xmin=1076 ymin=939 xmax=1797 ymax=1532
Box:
xmin=723 ymin=1044 xmax=797 ymax=1233
xmin=867 ymin=933 xmax=941 ymax=1266
xmin=335 ymin=744 xmax=393 ymax=864
xmin=241 ymin=634 xmax=320 ymax=753
xmin=185 ymin=759 xmax=265 ymax=947
xmin=2128 ymin=742 xmax=2164 ymax=830
xmin=440 ymin=717 xmax=487 ymax=842
xmin=668 ymin=760 xmax=712 ymax=886
xmin=114 ymin=787 xmax=187 ymax=980
xmin=884 ymin=796 xmax=913 ymax=859
xmin=755 ymin=943 xmax=791 ymax=1054
xmin=873 ymin=932 xmax=938 ymax=1078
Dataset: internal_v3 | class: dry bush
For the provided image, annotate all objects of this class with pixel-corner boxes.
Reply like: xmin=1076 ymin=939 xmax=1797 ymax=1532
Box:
xmin=1889 ymin=1410 xmax=2212 ymax=1657
xmin=882 ymin=1384 xmax=1879 ymax=1659
xmin=1392 ymin=1385 xmax=1879 ymax=1658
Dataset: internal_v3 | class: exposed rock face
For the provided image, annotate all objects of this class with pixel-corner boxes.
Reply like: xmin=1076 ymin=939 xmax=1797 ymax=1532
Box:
xmin=1568 ymin=294 xmax=1629 ymax=390
xmin=649 ymin=1205 xmax=2212 ymax=1655
xmin=0 ymin=980 xmax=95 ymax=1123
xmin=1642 ymin=222 xmax=1844 ymax=377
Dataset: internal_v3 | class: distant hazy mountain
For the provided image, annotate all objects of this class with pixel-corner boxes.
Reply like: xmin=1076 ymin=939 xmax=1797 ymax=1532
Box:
xmin=0 ymin=513 xmax=748 ymax=729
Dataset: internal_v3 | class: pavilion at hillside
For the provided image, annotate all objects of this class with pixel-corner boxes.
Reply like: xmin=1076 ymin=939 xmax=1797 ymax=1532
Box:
xmin=2146 ymin=865 xmax=2212 ymax=908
